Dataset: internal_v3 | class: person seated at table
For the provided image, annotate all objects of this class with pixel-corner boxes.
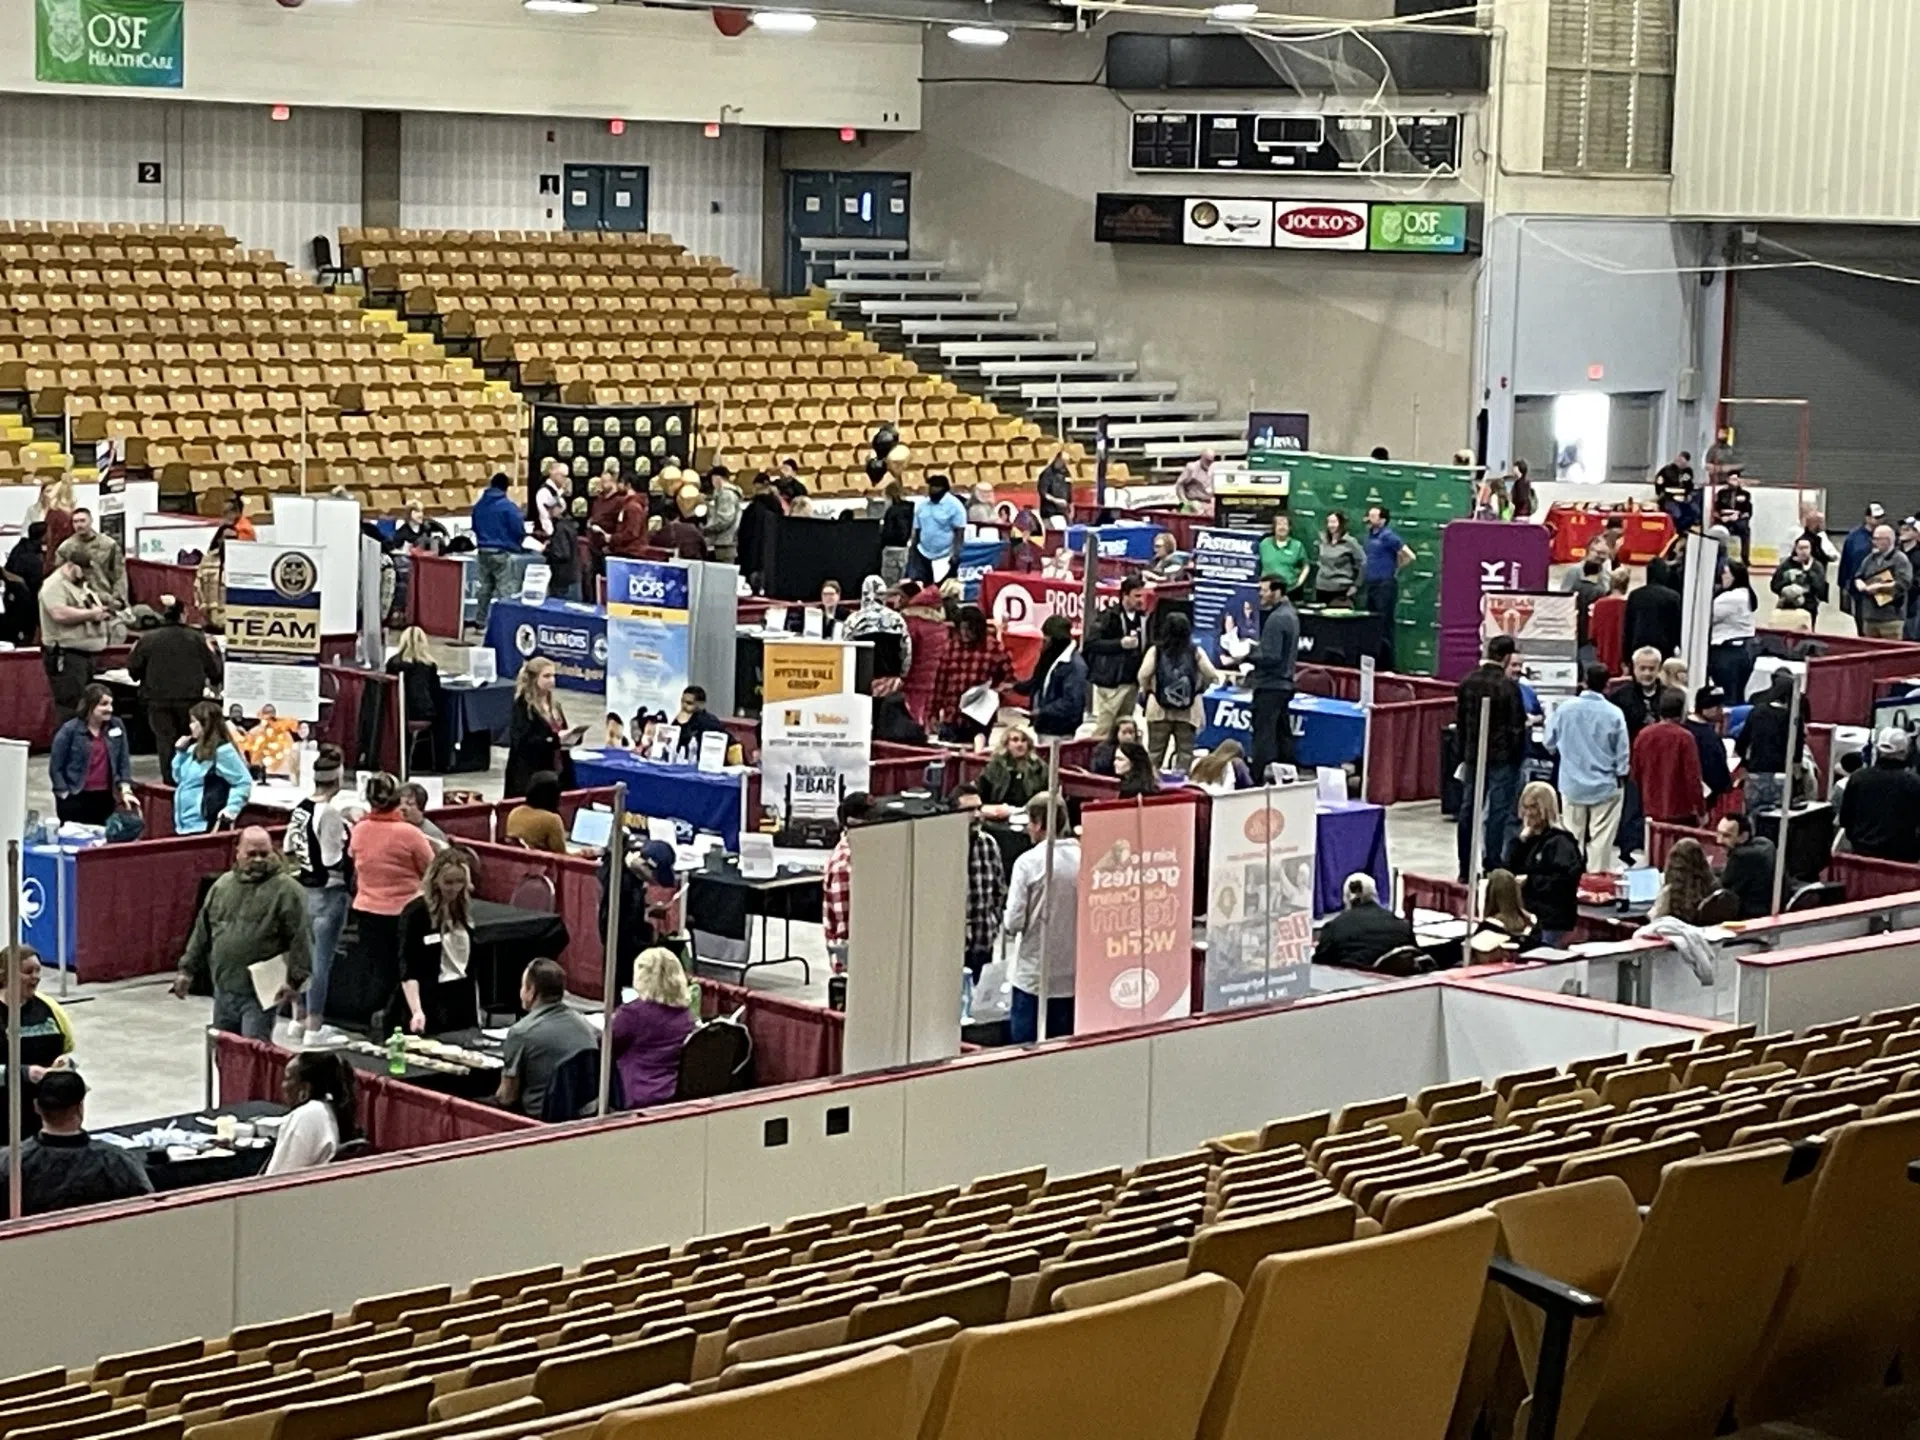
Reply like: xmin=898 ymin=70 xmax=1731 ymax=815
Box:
xmin=1114 ymin=742 xmax=1162 ymax=799
xmin=0 ymin=1071 xmax=151 ymax=1216
xmin=506 ymin=771 xmax=569 ymax=854
xmin=1 ymin=946 xmax=74 ymax=1142
xmin=385 ymin=625 xmax=443 ymax=740
xmin=671 ymin=685 xmax=733 ymax=764
xmin=786 ymin=579 xmax=842 ymax=638
xmin=1016 ymin=614 xmax=1088 ymax=742
xmin=390 ymin=846 xmax=483 ymax=1036
xmin=1649 ymin=838 xmax=1717 ymax=923
xmin=612 ymin=946 xmax=697 ymax=1111
xmin=497 ymin=959 xmax=597 ymax=1118
xmin=398 ymin=782 xmax=450 ymax=848
xmin=1142 ymin=532 xmax=1189 ymax=584
xmin=1714 ymin=811 xmax=1777 ymax=920
xmin=48 ymin=684 xmax=135 ymax=826
xmin=1471 ymin=870 xmax=1535 ymax=957
xmin=391 ymin=502 xmax=448 ymax=555
xmin=264 ymin=1050 xmax=359 ymax=1176
xmin=978 ymin=725 xmax=1048 ymax=809
xmin=505 ymin=657 xmax=577 ymax=797
xmin=1837 ymin=727 xmax=1920 ymax=863
xmin=172 ymin=699 xmax=253 ymax=836
xmin=1187 ymin=740 xmax=1254 ymax=792
xmin=603 ymin=714 xmax=630 ymax=749
xmin=1502 ymin=781 xmax=1583 ymax=947
xmin=1312 ymin=873 xmax=1416 ymax=969
xmin=1089 ymin=716 xmax=1142 ymax=777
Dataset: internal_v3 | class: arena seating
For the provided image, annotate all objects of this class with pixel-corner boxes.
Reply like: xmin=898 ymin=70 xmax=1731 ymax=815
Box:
xmin=0 ymin=220 xmax=519 ymax=515
xmin=4 ymin=1011 xmax=1919 ymax=1440
xmin=342 ymin=227 xmax=1118 ymax=497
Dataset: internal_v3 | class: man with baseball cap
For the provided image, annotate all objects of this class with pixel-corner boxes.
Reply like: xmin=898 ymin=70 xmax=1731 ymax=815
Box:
xmin=0 ymin=1070 xmax=153 ymax=1216
xmin=1684 ymin=686 xmax=1733 ymax=809
xmin=1839 ymin=503 xmax=1887 ymax=632
xmin=1837 ymin=728 xmax=1920 ymax=862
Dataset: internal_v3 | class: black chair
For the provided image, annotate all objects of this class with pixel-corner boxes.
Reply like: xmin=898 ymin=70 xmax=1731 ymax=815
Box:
xmin=540 ymin=1047 xmax=616 ymax=1121
xmin=1693 ymin=888 xmax=1743 ymax=926
xmin=330 ymin=1137 xmax=375 ymax=1164
xmin=1784 ymin=880 xmax=1847 ymax=913
xmin=1369 ymin=945 xmax=1435 ymax=978
xmin=675 ymin=1017 xmax=752 ymax=1101
xmin=312 ymin=235 xmax=351 ymax=288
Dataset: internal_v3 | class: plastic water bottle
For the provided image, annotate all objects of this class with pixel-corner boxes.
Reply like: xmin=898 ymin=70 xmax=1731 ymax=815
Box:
xmin=387 ymin=1028 xmax=407 ymax=1076
xmin=960 ymin=971 xmax=974 ymax=1025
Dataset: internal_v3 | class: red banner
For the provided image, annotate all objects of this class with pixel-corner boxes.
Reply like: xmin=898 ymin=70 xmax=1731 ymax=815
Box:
xmin=1074 ymin=794 xmax=1198 ymax=1033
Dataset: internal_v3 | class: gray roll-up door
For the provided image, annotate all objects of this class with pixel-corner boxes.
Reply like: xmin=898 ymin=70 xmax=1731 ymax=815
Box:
xmin=1729 ymin=226 xmax=1920 ymax=525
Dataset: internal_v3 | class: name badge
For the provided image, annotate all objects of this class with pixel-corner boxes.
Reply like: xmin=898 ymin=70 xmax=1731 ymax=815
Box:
xmin=424 ymin=933 xmax=442 ymax=947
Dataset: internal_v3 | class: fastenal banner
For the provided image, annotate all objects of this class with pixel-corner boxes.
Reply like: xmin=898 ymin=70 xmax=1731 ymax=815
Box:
xmin=36 ymin=0 xmax=183 ymax=88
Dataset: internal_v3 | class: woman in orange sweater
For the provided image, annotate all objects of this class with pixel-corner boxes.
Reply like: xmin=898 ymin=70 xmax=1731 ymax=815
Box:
xmin=346 ymin=772 xmax=437 ymax=1018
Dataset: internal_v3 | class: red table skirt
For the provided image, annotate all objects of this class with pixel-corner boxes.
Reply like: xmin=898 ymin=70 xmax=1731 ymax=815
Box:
xmin=76 ymin=828 xmax=285 ymax=981
xmin=1770 ymin=629 xmax=1920 ymax=726
xmin=215 ymin=1032 xmax=539 ymax=1151
xmin=700 ymin=978 xmax=841 ymax=1084
xmin=126 ymin=559 xmax=205 ymax=625
xmin=1545 ymin=506 xmax=1673 ymax=565
xmin=408 ymin=551 xmax=467 ymax=639
xmin=0 ymin=645 xmax=132 ymax=751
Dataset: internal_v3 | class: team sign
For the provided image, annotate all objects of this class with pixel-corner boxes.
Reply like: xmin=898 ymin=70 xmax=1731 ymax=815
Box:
xmin=224 ymin=544 xmax=322 ymax=660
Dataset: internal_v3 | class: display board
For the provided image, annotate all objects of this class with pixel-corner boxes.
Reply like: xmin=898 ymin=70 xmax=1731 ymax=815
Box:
xmin=530 ymin=402 xmax=697 ymax=504
xmin=1074 ymin=795 xmax=1198 ymax=1034
xmin=1438 ymin=519 xmax=1553 ymax=680
xmin=1130 ymin=110 xmax=1463 ymax=176
xmin=1095 ymin=194 xmax=1481 ymax=256
xmin=1203 ymin=784 xmax=1318 ymax=1011
xmin=605 ymin=558 xmax=693 ymax=724
xmin=223 ymin=541 xmax=322 ymax=722
xmin=1190 ymin=527 xmax=1264 ymax=669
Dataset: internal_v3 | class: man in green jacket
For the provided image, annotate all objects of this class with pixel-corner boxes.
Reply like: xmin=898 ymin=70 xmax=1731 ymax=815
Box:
xmin=171 ymin=827 xmax=311 ymax=1039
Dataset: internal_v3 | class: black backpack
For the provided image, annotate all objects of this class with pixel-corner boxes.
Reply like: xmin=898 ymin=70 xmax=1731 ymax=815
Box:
xmin=1156 ymin=644 xmax=1199 ymax=711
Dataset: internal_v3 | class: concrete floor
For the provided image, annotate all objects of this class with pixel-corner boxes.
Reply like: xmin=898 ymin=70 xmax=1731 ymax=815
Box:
xmin=50 ymin=555 xmax=1855 ymax=1130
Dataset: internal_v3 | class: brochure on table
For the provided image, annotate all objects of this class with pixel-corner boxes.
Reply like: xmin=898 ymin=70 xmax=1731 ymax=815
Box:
xmin=1202 ymin=782 xmax=1318 ymax=1011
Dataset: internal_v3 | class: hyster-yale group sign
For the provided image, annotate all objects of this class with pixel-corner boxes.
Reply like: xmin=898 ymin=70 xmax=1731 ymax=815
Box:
xmin=36 ymin=0 xmax=183 ymax=88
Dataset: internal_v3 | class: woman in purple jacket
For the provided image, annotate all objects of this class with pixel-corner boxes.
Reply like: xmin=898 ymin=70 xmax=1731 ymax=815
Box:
xmin=611 ymin=946 xmax=696 ymax=1108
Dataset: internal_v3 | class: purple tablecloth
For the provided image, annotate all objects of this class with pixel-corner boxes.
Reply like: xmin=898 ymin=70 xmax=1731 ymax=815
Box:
xmin=1315 ymin=800 xmax=1390 ymax=918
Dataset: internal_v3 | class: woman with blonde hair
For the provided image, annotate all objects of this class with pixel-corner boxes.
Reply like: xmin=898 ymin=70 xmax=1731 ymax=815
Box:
xmin=1188 ymin=740 xmax=1254 ymax=791
xmin=1651 ymin=837 xmax=1717 ymax=923
xmin=1658 ymin=656 xmax=1689 ymax=695
xmin=977 ymin=722 xmax=1048 ymax=808
xmin=506 ymin=656 xmax=575 ymax=795
xmin=29 ymin=475 xmax=75 ymax=571
xmin=390 ymin=846 xmax=480 ymax=1035
xmin=611 ymin=946 xmax=696 ymax=1109
xmin=1501 ymin=780 xmax=1582 ymax=946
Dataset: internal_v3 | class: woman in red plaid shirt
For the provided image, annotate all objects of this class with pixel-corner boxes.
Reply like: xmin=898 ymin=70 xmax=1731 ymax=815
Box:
xmin=928 ymin=604 xmax=1015 ymax=741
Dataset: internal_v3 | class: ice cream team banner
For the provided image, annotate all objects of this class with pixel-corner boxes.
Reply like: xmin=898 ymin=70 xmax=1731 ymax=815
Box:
xmin=1074 ymin=794 xmax=1198 ymax=1034
xmin=1203 ymin=783 xmax=1318 ymax=1012
xmin=223 ymin=541 xmax=322 ymax=722
xmin=606 ymin=558 xmax=691 ymax=722
xmin=1437 ymin=518 xmax=1552 ymax=679
xmin=1189 ymin=527 xmax=1264 ymax=669
xmin=761 ymin=693 xmax=873 ymax=828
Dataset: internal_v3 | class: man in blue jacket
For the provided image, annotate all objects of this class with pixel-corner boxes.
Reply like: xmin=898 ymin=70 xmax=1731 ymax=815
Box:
xmin=1838 ymin=502 xmax=1883 ymax=633
xmin=471 ymin=472 xmax=527 ymax=635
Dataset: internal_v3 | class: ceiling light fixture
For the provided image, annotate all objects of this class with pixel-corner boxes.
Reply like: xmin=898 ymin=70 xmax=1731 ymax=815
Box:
xmin=1210 ymin=2 xmax=1259 ymax=17
xmin=948 ymin=24 xmax=1009 ymax=44
xmin=751 ymin=10 xmax=817 ymax=31
xmin=523 ymin=0 xmax=599 ymax=14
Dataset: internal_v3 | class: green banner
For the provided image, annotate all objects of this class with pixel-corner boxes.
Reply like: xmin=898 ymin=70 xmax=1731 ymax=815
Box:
xmin=1368 ymin=203 xmax=1471 ymax=255
xmin=36 ymin=0 xmax=183 ymax=88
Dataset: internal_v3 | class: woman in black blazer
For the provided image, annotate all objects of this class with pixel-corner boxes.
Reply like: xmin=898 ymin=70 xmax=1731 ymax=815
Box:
xmin=387 ymin=848 xmax=481 ymax=1036
xmin=504 ymin=657 xmax=576 ymax=797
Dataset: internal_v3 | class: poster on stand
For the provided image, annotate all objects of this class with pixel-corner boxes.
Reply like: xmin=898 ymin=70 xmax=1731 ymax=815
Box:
xmin=1202 ymin=783 xmax=1318 ymax=1011
xmin=224 ymin=541 xmax=322 ymax=722
xmin=763 ymin=640 xmax=852 ymax=703
xmin=1074 ymin=795 xmax=1198 ymax=1033
xmin=606 ymin=557 xmax=691 ymax=724
xmin=1479 ymin=591 xmax=1578 ymax=653
xmin=1437 ymin=519 xmax=1552 ymax=679
xmin=761 ymin=692 xmax=873 ymax=832
xmin=1190 ymin=527 xmax=1264 ymax=669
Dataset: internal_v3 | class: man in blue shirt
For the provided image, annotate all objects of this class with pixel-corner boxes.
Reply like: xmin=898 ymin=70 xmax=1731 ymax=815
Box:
xmin=1543 ymin=662 xmax=1632 ymax=873
xmin=470 ymin=472 xmax=527 ymax=636
xmin=1838 ymin=502 xmax=1882 ymax=632
xmin=1362 ymin=504 xmax=1414 ymax=668
xmin=908 ymin=473 xmax=969 ymax=586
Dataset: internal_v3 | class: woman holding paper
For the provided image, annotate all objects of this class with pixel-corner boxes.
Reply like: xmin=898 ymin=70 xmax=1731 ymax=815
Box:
xmin=505 ymin=657 xmax=578 ymax=797
xmin=388 ymin=847 xmax=481 ymax=1036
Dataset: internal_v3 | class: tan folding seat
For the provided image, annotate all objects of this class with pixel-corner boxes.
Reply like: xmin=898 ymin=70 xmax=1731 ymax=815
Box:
xmin=593 ymin=1348 xmax=912 ymax=1440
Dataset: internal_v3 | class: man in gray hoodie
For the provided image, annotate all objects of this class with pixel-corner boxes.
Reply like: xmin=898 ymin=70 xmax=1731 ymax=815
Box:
xmin=1249 ymin=575 xmax=1300 ymax=782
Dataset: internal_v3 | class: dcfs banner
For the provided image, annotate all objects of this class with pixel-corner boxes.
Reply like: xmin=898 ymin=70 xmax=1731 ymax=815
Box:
xmin=1203 ymin=783 xmax=1318 ymax=1011
xmin=1074 ymin=795 xmax=1197 ymax=1034
xmin=37 ymin=0 xmax=183 ymax=88
xmin=761 ymin=692 xmax=872 ymax=826
xmin=606 ymin=558 xmax=691 ymax=722
xmin=1190 ymin=527 xmax=1264 ymax=669
xmin=224 ymin=542 xmax=322 ymax=722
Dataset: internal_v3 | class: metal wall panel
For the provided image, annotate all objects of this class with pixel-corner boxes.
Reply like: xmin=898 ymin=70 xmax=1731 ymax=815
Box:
xmin=0 ymin=95 xmax=359 ymax=272
xmin=1673 ymin=0 xmax=1920 ymax=220
xmin=399 ymin=115 xmax=766 ymax=276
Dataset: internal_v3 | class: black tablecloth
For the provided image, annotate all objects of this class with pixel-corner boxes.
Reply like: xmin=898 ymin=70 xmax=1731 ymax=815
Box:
xmin=325 ymin=900 xmax=570 ymax=1029
xmin=1296 ymin=609 xmax=1387 ymax=670
xmin=434 ymin=681 xmax=515 ymax=774
xmin=335 ymin=1028 xmax=503 ymax=1102
xmin=96 ymin=1100 xmax=286 ymax=1192
xmin=688 ymin=862 xmax=824 ymax=948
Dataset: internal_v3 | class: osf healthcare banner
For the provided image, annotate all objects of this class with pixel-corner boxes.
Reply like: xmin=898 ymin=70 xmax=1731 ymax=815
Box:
xmin=1074 ymin=795 xmax=1197 ymax=1033
xmin=1203 ymin=783 xmax=1318 ymax=1011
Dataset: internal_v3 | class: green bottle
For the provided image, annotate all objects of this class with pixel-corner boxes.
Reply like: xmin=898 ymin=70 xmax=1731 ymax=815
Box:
xmin=387 ymin=1028 xmax=407 ymax=1076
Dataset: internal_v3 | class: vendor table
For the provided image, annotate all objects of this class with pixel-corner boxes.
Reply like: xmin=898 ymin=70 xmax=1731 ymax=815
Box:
xmin=95 ymin=1100 xmax=285 ymax=1192
xmin=1294 ymin=608 xmax=1387 ymax=670
xmin=688 ymin=857 xmax=824 ymax=983
xmin=1196 ymin=688 xmax=1367 ymax=767
xmin=437 ymin=679 xmax=516 ymax=773
xmin=570 ymin=751 xmax=747 ymax=849
xmin=483 ymin=596 xmax=607 ymax=693
xmin=323 ymin=898 xmax=570 ymax=1031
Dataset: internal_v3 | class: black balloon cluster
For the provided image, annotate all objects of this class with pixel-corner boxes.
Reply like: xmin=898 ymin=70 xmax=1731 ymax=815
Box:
xmin=864 ymin=424 xmax=909 ymax=484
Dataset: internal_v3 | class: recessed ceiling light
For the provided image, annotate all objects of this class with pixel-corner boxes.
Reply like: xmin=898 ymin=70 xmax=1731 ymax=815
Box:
xmin=1210 ymin=2 xmax=1259 ymax=17
xmin=948 ymin=24 xmax=1010 ymax=44
xmin=523 ymin=0 xmax=599 ymax=13
xmin=751 ymin=9 xmax=817 ymax=30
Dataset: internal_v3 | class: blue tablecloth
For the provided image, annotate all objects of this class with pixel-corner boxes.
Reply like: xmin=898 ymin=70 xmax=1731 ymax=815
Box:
xmin=1064 ymin=520 xmax=1167 ymax=562
xmin=436 ymin=679 xmax=517 ymax=772
xmin=484 ymin=598 xmax=608 ymax=693
xmin=570 ymin=751 xmax=745 ymax=849
xmin=1314 ymin=801 xmax=1389 ymax=919
xmin=1197 ymin=687 xmax=1367 ymax=768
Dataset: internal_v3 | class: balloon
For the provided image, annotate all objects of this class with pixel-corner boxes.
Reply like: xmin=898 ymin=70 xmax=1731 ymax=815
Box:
xmin=711 ymin=5 xmax=751 ymax=34
xmin=871 ymin=425 xmax=899 ymax=460
xmin=864 ymin=454 xmax=889 ymax=483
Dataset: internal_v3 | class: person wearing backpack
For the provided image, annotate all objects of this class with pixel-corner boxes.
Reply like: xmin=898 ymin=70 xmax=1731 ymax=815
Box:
xmin=1137 ymin=611 xmax=1219 ymax=774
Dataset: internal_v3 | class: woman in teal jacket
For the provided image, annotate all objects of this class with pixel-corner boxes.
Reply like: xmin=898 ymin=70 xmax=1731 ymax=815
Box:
xmin=172 ymin=700 xmax=253 ymax=835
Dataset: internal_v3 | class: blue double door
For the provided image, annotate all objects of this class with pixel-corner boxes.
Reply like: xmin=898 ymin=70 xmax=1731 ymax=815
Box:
xmin=781 ymin=170 xmax=911 ymax=294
